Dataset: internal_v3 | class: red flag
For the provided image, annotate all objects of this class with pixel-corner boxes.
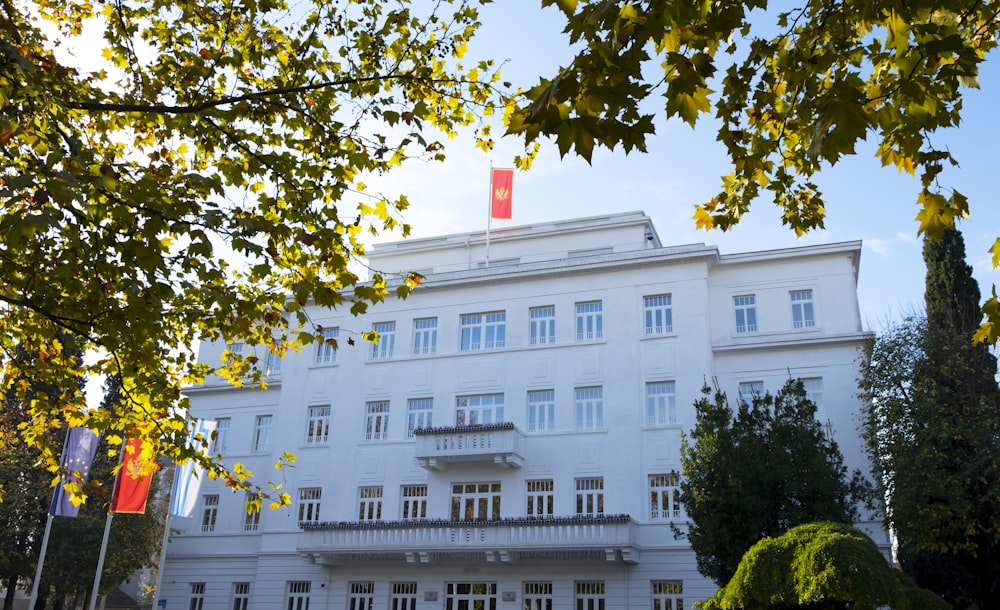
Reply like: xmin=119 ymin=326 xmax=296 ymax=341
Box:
xmin=110 ymin=437 xmax=155 ymax=514
xmin=490 ymin=168 xmax=513 ymax=219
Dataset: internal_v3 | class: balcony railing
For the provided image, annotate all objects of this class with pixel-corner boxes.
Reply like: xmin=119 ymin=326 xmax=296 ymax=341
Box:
xmin=413 ymin=423 xmax=525 ymax=470
xmin=298 ymin=515 xmax=637 ymax=565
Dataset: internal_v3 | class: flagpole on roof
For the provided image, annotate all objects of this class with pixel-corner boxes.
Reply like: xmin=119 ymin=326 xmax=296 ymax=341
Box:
xmin=486 ymin=162 xmax=493 ymax=268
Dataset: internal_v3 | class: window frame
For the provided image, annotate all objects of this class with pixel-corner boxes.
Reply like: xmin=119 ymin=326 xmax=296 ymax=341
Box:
xmin=524 ymin=582 xmax=553 ymax=610
xmin=357 ymin=486 xmax=383 ymax=521
xmin=529 ymin=306 xmax=556 ymax=345
xmin=412 ymin=317 xmax=438 ymax=355
xmin=739 ymin=381 xmax=764 ymax=406
xmin=456 ymin=394 xmax=505 ymax=426
xmin=314 ymin=327 xmax=339 ymax=364
xmin=391 ymin=583 xmax=418 ymax=610
xmin=575 ymin=477 xmax=604 ymax=516
xmin=450 ymin=482 xmax=502 ymax=521
xmin=645 ymin=381 xmax=677 ymax=426
xmin=401 ymin=484 xmax=428 ymax=520
xmin=733 ymin=295 xmax=758 ymax=334
xmin=643 ymin=294 xmax=673 ymax=335
xmin=574 ymin=387 xmax=604 ymax=430
xmin=212 ymin=417 xmax=230 ymax=454
xmin=305 ymin=405 xmax=331 ymax=445
xmin=575 ymin=581 xmax=605 ymax=610
xmin=189 ymin=584 xmax=206 ymax=610
xmin=790 ymin=289 xmax=815 ymax=328
xmin=365 ymin=401 xmax=390 ymax=441
xmin=201 ymin=495 xmax=219 ymax=532
xmin=527 ymin=390 xmax=555 ymax=432
xmin=649 ymin=474 xmax=683 ymax=520
xmin=651 ymin=581 xmax=683 ymax=610
xmin=526 ymin=479 xmax=554 ymax=517
xmin=297 ymin=487 xmax=322 ymax=525
xmin=575 ymin=301 xmax=604 ymax=341
xmin=348 ymin=582 xmax=374 ymax=610
xmin=232 ymin=583 xmax=251 ymax=610
xmin=406 ymin=398 xmax=433 ymax=437
xmin=287 ymin=582 xmax=311 ymax=610
xmin=460 ymin=311 xmax=507 ymax=351
xmin=253 ymin=414 xmax=272 ymax=452
xmin=371 ymin=321 xmax=396 ymax=360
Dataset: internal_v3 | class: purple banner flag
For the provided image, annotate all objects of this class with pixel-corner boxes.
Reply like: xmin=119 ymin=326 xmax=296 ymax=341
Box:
xmin=50 ymin=427 xmax=99 ymax=518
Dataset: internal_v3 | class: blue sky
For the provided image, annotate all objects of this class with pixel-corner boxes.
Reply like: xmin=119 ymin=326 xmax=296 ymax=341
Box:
xmin=368 ymin=2 xmax=1000 ymax=330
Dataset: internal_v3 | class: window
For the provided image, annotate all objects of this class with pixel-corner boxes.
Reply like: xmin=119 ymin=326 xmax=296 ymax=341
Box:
xmin=575 ymin=582 xmax=605 ymax=610
xmin=358 ymin=486 xmax=383 ymax=521
xmin=407 ymin=398 xmax=433 ymax=436
xmin=524 ymin=583 xmax=552 ymax=610
xmin=287 ymin=582 xmax=311 ymax=610
xmin=739 ymin=381 xmax=764 ymax=406
xmin=253 ymin=414 xmax=272 ymax=452
xmin=412 ymin=318 xmax=438 ymax=355
xmin=315 ymin=327 xmax=338 ymax=364
xmin=371 ymin=322 xmax=396 ymax=359
xmin=243 ymin=493 xmax=260 ymax=532
xmin=305 ymin=405 xmax=331 ymax=444
xmin=575 ymin=387 xmax=603 ymax=430
xmin=530 ymin=306 xmax=556 ymax=345
xmin=201 ymin=495 xmax=219 ymax=532
xmin=649 ymin=474 xmax=682 ymax=520
xmin=651 ymin=581 xmax=683 ymax=610
xmin=460 ymin=312 xmax=506 ymax=351
xmin=575 ymin=301 xmax=603 ymax=341
xmin=233 ymin=584 xmax=251 ymax=610
xmin=365 ymin=401 xmax=390 ymax=440
xmin=526 ymin=480 xmax=554 ymax=517
xmin=401 ymin=484 xmax=427 ymax=520
xmin=212 ymin=417 xmax=230 ymax=454
xmin=446 ymin=583 xmax=497 ymax=610
xmin=734 ymin=295 xmax=757 ymax=333
xmin=803 ymin=377 xmax=823 ymax=408
xmin=391 ymin=583 xmax=418 ymax=610
xmin=451 ymin=482 xmax=501 ymax=521
xmin=456 ymin=394 xmax=504 ymax=426
xmin=791 ymin=290 xmax=815 ymax=328
xmin=297 ymin=488 xmax=321 ymax=524
xmin=646 ymin=382 xmax=677 ymax=425
xmin=644 ymin=295 xmax=673 ymax=335
xmin=527 ymin=390 xmax=555 ymax=432
xmin=575 ymin=478 xmax=604 ymax=516
xmin=264 ymin=350 xmax=281 ymax=376
xmin=349 ymin=582 xmax=374 ymax=610
xmin=189 ymin=584 xmax=206 ymax=610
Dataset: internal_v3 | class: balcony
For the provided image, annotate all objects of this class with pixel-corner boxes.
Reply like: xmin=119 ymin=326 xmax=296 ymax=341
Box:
xmin=298 ymin=515 xmax=638 ymax=565
xmin=413 ymin=423 xmax=525 ymax=470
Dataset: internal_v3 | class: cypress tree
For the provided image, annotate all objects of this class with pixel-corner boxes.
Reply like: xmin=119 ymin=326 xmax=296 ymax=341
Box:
xmin=897 ymin=228 xmax=1000 ymax=608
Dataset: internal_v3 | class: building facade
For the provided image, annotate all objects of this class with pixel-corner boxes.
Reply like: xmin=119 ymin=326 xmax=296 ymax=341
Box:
xmin=160 ymin=211 xmax=880 ymax=610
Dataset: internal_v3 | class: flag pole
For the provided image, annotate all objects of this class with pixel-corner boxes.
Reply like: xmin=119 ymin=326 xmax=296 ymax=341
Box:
xmin=89 ymin=512 xmax=114 ymax=610
xmin=486 ymin=162 xmax=493 ymax=268
xmin=28 ymin=513 xmax=54 ymax=610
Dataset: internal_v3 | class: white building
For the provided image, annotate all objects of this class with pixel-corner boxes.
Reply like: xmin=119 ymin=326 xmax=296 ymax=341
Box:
xmin=160 ymin=211 xmax=880 ymax=610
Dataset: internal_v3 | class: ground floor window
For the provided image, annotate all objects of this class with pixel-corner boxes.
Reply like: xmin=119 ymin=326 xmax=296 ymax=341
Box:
xmin=575 ymin=582 xmax=605 ymax=610
xmin=446 ymin=583 xmax=497 ymax=610
xmin=523 ymin=582 xmax=553 ymax=610
xmin=287 ymin=582 xmax=311 ymax=610
xmin=651 ymin=581 xmax=683 ymax=610
xmin=391 ymin=583 xmax=418 ymax=610
xmin=348 ymin=582 xmax=374 ymax=610
xmin=232 ymin=583 xmax=250 ymax=610
xmin=189 ymin=584 xmax=205 ymax=610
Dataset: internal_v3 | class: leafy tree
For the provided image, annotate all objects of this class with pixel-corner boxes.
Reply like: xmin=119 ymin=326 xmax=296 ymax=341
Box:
xmin=700 ymin=522 xmax=948 ymax=610
xmin=0 ymin=0 xmax=509 ymax=500
xmin=859 ymin=228 xmax=1000 ymax=609
xmin=0 ymin=339 xmax=86 ymax=610
xmin=679 ymin=379 xmax=871 ymax=586
xmin=508 ymin=1 xmax=1000 ymax=335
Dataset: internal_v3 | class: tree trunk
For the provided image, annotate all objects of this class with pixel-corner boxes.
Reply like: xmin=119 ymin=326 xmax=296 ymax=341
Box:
xmin=2 ymin=572 xmax=19 ymax=610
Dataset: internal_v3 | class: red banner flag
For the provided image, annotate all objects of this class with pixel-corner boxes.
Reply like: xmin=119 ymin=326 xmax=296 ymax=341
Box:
xmin=110 ymin=437 xmax=155 ymax=514
xmin=490 ymin=168 xmax=514 ymax=219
